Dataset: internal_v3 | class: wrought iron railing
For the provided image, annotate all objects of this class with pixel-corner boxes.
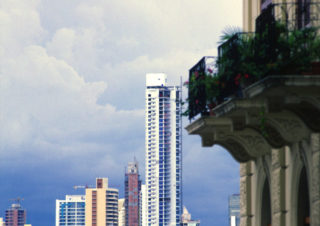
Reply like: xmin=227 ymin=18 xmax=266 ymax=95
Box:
xmin=187 ymin=57 xmax=217 ymax=119
xmin=256 ymin=1 xmax=320 ymax=32
xmin=186 ymin=1 xmax=320 ymax=120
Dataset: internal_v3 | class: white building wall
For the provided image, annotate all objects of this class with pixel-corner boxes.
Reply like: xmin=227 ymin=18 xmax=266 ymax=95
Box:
xmin=140 ymin=184 xmax=148 ymax=226
xmin=0 ymin=217 xmax=5 ymax=226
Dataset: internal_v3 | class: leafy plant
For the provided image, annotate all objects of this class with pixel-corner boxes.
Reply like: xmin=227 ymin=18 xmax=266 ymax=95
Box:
xmin=185 ymin=21 xmax=320 ymax=119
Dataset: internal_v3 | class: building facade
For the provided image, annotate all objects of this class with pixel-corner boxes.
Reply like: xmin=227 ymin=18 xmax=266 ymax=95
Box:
xmin=85 ymin=178 xmax=119 ymax=226
xmin=125 ymin=160 xmax=141 ymax=226
xmin=5 ymin=204 xmax=26 ymax=226
xmin=118 ymin=199 xmax=125 ymax=226
xmin=186 ymin=0 xmax=320 ymax=225
xmin=145 ymin=73 xmax=182 ymax=226
xmin=55 ymin=195 xmax=85 ymax=226
xmin=228 ymin=194 xmax=240 ymax=226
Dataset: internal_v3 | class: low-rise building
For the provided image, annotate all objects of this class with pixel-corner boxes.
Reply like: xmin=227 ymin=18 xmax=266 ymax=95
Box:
xmin=55 ymin=195 xmax=85 ymax=226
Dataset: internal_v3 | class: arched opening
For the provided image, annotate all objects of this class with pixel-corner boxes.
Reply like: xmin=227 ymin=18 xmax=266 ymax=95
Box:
xmin=261 ymin=179 xmax=271 ymax=226
xmin=297 ymin=166 xmax=310 ymax=226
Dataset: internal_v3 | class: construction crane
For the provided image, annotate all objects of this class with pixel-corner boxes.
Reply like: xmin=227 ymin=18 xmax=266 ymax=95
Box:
xmin=9 ymin=197 xmax=24 ymax=204
xmin=73 ymin=185 xmax=92 ymax=190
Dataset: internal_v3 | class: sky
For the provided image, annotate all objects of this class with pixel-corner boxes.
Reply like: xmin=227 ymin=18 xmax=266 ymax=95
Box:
xmin=0 ymin=0 xmax=242 ymax=225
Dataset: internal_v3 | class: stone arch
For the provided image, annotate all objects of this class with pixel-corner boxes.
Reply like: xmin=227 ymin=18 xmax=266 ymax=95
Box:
xmin=290 ymin=141 xmax=312 ymax=226
xmin=255 ymin=156 xmax=272 ymax=226
xmin=297 ymin=166 xmax=310 ymax=226
xmin=261 ymin=178 xmax=272 ymax=226
xmin=215 ymin=141 xmax=253 ymax=163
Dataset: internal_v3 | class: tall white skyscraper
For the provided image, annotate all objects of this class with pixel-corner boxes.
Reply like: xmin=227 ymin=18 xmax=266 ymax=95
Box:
xmin=145 ymin=73 xmax=182 ymax=226
xmin=55 ymin=195 xmax=85 ymax=226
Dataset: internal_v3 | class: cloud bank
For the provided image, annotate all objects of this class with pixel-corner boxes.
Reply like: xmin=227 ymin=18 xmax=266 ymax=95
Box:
xmin=0 ymin=0 xmax=242 ymax=225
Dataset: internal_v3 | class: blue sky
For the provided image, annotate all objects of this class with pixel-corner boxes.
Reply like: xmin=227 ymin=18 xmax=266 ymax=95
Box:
xmin=0 ymin=0 xmax=242 ymax=225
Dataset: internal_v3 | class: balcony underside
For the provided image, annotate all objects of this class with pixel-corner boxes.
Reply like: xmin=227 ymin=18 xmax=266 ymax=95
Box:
xmin=185 ymin=75 xmax=320 ymax=163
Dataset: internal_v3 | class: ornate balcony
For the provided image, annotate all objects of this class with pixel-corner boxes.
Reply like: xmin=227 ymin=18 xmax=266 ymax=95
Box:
xmin=185 ymin=75 xmax=320 ymax=162
xmin=185 ymin=2 xmax=320 ymax=226
xmin=185 ymin=2 xmax=320 ymax=121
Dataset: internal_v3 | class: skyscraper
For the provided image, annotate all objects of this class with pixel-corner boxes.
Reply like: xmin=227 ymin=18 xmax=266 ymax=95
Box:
xmin=145 ymin=73 xmax=182 ymax=226
xmin=55 ymin=195 xmax=85 ymax=226
xmin=228 ymin=194 xmax=240 ymax=226
xmin=85 ymin=178 xmax=119 ymax=226
xmin=125 ymin=159 xmax=141 ymax=226
xmin=5 ymin=203 xmax=26 ymax=226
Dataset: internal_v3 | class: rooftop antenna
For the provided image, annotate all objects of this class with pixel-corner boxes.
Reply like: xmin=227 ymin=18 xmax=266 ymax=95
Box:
xmin=9 ymin=197 xmax=24 ymax=206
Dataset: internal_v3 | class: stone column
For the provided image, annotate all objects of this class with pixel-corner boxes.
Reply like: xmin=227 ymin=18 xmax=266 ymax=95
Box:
xmin=311 ymin=133 xmax=320 ymax=226
xmin=271 ymin=148 xmax=286 ymax=226
xmin=240 ymin=161 xmax=253 ymax=226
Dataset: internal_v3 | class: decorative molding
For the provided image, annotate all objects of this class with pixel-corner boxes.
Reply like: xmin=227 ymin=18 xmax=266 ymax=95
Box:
xmin=266 ymin=111 xmax=309 ymax=144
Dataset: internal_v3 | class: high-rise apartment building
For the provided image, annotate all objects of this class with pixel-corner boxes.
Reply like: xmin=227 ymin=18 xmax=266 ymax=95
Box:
xmin=5 ymin=203 xmax=26 ymax=226
xmin=145 ymin=73 xmax=182 ymax=226
xmin=228 ymin=194 xmax=240 ymax=226
xmin=85 ymin=178 xmax=119 ymax=226
xmin=125 ymin=159 xmax=141 ymax=226
xmin=55 ymin=195 xmax=85 ymax=226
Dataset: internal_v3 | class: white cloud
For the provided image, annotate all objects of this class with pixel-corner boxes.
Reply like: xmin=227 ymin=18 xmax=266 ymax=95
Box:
xmin=0 ymin=0 xmax=242 ymax=224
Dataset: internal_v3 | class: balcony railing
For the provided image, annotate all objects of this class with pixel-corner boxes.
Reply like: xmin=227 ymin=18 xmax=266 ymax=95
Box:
xmin=185 ymin=1 xmax=320 ymax=120
xmin=187 ymin=57 xmax=217 ymax=119
xmin=256 ymin=1 xmax=320 ymax=31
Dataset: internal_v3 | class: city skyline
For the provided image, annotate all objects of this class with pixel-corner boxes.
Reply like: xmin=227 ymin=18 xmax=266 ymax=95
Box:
xmin=0 ymin=0 xmax=241 ymax=225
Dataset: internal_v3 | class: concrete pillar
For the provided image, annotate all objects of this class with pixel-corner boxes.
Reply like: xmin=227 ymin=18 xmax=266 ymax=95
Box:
xmin=271 ymin=148 xmax=287 ymax=226
xmin=240 ymin=161 xmax=253 ymax=226
xmin=311 ymin=133 xmax=320 ymax=226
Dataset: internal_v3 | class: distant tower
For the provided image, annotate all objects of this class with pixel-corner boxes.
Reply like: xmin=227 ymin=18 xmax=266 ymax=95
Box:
xmin=145 ymin=73 xmax=182 ymax=225
xmin=180 ymin=206 xmax=200 ymax=226
xmin=228 ymin=194 xmax=240 ymax=226
xmin=5 ymin=203 xmax=26 ymax=226
xmin=125 ymin=159 xmax=141 ymax=226
xmin=85 ymin=178 xmax=119 ymax=226
xmin=55 ymin=195 xmax=85 ymax=226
